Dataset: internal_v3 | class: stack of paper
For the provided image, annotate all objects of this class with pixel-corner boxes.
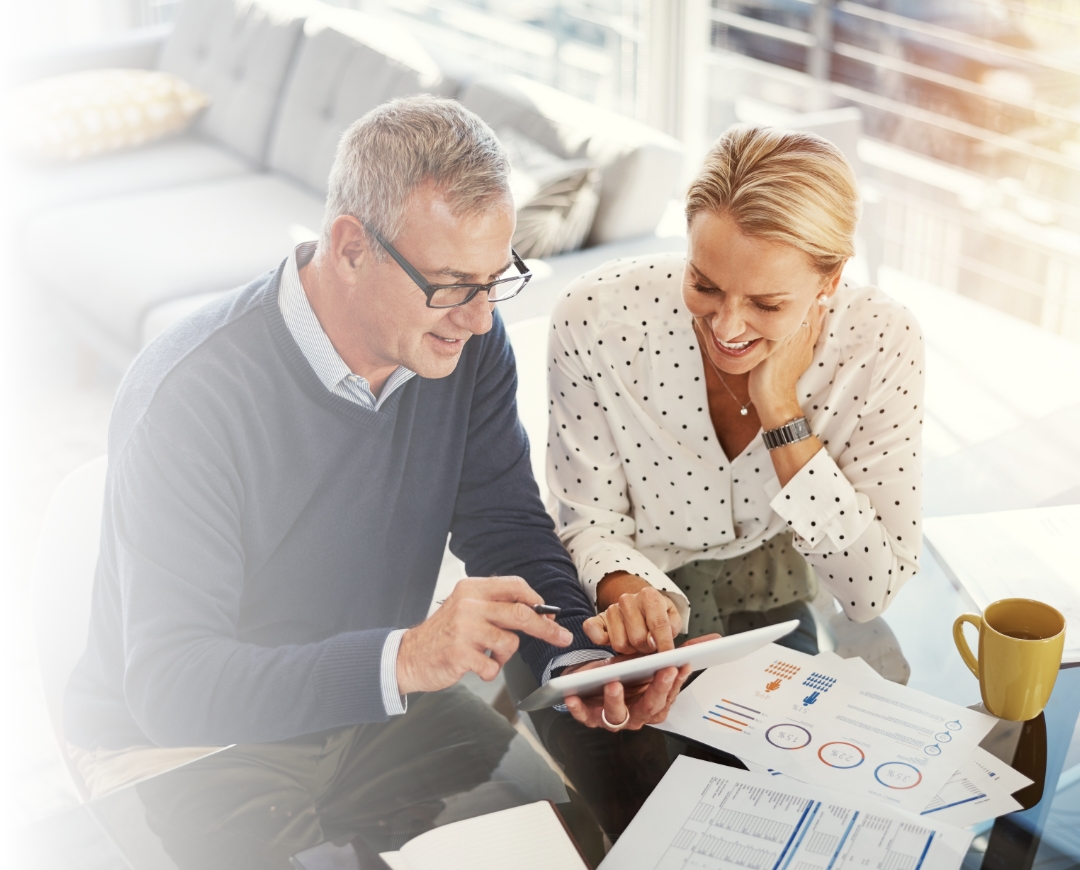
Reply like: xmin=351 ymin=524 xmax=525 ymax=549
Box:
xmin=600 ymin=756 xmax=975 ymax=870
xmin=925 ymin=504 xmax=1080 ymax=663
xmin=658 ymin=644 xmax=1031 ymax=826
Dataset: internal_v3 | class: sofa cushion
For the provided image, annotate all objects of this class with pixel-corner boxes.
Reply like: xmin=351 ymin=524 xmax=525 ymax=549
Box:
xmin=26 ymin=173 xmax=324 ymax=351
xmin=8 ymin=133 xmax=253 ymax=217
xmin=267 ymin=10 xmax=454 ymax=194
xmin=461 ymin=76 xmax=683 ymax=246
xmin=1 ymin=68 xmax=210 ymax=163
xmin=157 ymin=0 xmax=305 ymax=164
xmin=500 ymin=128 xmax=599 ymax=259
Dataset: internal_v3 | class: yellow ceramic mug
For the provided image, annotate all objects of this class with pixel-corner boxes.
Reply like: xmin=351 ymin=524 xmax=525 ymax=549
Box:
xmin=953 ymin=598 xmax=1065 ymax=721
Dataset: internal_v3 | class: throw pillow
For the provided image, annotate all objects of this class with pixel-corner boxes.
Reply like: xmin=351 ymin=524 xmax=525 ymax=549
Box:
xmin=1 ymin=69 xmax=210 ymax=163
xmin=500 ymin=127 xmax=599 ymax=260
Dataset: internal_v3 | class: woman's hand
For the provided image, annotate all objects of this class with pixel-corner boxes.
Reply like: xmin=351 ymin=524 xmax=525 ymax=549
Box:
xmin=748 ymin=298 xmax=827 ymax=429
xmin=563 ymin=635 xmax=721 ymax=731
xmin=585 ymin=573 xmax=682 ymax=654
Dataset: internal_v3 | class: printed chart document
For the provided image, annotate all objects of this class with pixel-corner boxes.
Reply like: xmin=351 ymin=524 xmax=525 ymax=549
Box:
xmin=921 ymin=748 xmax=1028 ymax=827
xmin=658 ymin=643 xmax=996 ymax=813
xmin=600 ymin=756 xmax=973 ymax=870
xmin=377 ymin=801 xmax=588 ymax=870
xmin=925 ymin=504 xmax=1080 ymax=662
xmin=744 ymin=745 xmax=1030 ymax=828
xmin=733 ymin=654 xmax=1033 ymax=827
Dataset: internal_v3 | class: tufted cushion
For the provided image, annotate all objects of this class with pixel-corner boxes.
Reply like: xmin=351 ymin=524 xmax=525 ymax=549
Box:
xmin=267 ymin=10 xmax=454 ymax=195
xmin=157 ymin=0 xmax=305 ymax=164
xmin=462 ymin=76 xmax=683 ymax=246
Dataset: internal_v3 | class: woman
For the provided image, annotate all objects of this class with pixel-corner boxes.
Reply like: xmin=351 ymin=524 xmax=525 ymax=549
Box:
xmin=548 ymin=125 xmax=924 ymax=661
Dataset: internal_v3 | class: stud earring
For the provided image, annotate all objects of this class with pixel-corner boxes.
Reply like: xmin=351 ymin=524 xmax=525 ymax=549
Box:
xmin=817 ymin=294 xmax=829 ymax=307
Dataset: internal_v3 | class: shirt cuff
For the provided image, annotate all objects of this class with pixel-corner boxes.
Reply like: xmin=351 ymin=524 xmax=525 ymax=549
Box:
xmin=380 ymin=629 xmax=408 ymax=716
xmin=767 ymin=448 xmax=875 ymax=550
xmin=542 ymin=648 xmax=614 ymax=712
xmin=579 ymin=544 xmax=691 ymax=632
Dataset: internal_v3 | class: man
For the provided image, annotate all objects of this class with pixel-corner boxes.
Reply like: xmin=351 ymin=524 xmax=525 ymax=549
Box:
xmin=64 ymin=96 xmax=689 ymax=852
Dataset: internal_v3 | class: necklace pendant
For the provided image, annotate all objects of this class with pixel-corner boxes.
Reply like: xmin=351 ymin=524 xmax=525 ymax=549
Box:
xmin=740 ymin=407 xmax=748 ymax=416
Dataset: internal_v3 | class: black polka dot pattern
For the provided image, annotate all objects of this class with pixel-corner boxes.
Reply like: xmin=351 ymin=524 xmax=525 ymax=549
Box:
xmin=546 ymin=252 xmax=925 ymax=626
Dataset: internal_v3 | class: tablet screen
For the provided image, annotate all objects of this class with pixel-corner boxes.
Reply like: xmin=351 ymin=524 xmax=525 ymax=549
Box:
xmin=516 ymin=620 xmax=799 ymax=711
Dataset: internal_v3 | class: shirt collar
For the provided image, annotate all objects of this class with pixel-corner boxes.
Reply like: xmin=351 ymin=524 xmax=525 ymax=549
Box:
xmin=277 ymin=242 xmax=416 ymax=402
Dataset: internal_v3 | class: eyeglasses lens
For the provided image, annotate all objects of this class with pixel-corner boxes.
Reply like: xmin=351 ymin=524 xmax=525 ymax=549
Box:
xmin=428 ymin=276 xmax=528 ymax=308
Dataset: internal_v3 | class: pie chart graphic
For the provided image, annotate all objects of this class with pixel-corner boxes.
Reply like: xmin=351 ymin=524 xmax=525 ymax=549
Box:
xmin=874 ymin=761 xmax=923 ymax=790
xmin=765 ymin=724 xmax=812 ymax=750
xmin=818 ymin=742 xmax=865 ymax=769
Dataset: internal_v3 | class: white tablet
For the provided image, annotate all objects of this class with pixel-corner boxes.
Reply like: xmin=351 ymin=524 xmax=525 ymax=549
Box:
xmin=516 ymin=620 xmax=799 ymax=712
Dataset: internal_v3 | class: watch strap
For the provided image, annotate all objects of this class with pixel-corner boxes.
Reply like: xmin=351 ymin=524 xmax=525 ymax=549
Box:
xmin=763 ymin=417 xmax=811 ymax=450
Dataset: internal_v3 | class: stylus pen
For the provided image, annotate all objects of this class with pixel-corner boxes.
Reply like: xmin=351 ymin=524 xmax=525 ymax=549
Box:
xmin=532 ymin=604 xmax=562 ymax=616
xmin=435 ymin=600 xmax=561 ymax=616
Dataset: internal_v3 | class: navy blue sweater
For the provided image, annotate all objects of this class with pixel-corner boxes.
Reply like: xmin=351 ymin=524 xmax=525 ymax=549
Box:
xmin=65 ymin=262 xmax=601 ymax=750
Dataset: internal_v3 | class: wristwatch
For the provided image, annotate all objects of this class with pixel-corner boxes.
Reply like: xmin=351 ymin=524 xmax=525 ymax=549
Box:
xmin=763 ymin=417 xmax=812 ymax=450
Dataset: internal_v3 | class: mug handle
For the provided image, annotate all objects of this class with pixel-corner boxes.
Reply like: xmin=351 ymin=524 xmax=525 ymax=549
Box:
xmin=953 ymin=613 xmax=982 ymax=679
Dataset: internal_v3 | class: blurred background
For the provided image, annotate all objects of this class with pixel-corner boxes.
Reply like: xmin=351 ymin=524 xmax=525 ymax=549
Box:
xmin=2 ymin=0 xmax=1079 ymax=850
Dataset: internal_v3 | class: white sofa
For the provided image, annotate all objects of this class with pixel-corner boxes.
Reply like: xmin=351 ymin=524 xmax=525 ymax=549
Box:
xmin=12 ymin=0 xmax=686 ymax=371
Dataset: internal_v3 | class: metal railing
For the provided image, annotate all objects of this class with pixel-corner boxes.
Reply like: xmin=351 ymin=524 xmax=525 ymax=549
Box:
xmin=705 ymin=0 xmax=1080 ymax=342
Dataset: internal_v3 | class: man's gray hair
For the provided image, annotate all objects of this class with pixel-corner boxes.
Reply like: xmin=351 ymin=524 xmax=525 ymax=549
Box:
xmin=320 ymin=94 xmax=511 ymax=257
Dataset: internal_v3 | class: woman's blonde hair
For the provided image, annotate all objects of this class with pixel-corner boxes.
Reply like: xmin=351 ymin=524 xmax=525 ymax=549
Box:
xmin=686 ymin=125 xmax=859 ymax=277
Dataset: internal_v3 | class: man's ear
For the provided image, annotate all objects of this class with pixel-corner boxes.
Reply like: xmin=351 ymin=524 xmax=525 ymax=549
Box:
xmin=331 ymin=215 xmax=371 ymax=280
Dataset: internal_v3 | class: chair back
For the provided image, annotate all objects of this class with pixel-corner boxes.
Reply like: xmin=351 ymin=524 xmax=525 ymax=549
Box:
xmin=31 ymin=456 xmax=108 ymax=750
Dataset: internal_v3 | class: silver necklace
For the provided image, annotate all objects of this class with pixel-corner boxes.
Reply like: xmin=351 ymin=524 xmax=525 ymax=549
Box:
xmin=694 ymin=319 xmax=753 ymax=416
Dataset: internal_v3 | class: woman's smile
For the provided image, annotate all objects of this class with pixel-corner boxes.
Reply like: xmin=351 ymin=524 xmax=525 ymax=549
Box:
xmin=710 ymin=333 xmax=762 ymax=358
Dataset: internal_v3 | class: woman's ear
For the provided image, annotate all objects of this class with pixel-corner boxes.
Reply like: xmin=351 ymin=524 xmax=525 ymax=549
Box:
xmin=821 ymin=263 xmax=845 ymax=300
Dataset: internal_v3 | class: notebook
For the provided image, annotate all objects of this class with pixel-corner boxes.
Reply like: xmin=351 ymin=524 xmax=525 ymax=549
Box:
xmin=378 ymin=801 xmax=588 ymax=870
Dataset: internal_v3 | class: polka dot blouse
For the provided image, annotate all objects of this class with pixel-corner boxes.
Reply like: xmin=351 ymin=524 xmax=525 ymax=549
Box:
xmin=547 ymin=252 xmax=925 ymax=628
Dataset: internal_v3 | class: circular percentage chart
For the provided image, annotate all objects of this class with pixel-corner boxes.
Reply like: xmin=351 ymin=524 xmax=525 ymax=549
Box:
xmin=765 ymin=724 xmax=812 ymax=750
xmin=874 ymin=761 xmax=923 ymax=790
xmin=817 ymin=742 xmax=865 ymax=769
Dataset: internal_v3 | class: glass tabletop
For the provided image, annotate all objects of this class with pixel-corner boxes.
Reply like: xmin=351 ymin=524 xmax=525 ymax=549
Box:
xmin=11 ymin=549 xmax=1080 ymax=870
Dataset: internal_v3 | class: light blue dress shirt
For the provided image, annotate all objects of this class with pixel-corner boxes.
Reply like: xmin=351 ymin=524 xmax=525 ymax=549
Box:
xmin=279 ymin=243 xmax=609 ymax=716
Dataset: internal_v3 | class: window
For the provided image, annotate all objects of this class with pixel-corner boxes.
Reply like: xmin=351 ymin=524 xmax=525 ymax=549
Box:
xmin=688 ymin=0 xmax=1080 ymax=339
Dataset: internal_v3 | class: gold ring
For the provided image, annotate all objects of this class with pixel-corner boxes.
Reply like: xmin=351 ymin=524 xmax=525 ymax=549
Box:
xmin=601 ymin=707 xmax=631 ymax=730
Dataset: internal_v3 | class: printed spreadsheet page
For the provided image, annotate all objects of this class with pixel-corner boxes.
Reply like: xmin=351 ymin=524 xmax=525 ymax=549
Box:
xmin=600 ymin=756 xmax=972 ymax=870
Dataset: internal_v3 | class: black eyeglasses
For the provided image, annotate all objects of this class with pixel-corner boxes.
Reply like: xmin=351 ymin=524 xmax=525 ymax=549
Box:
xmin=365 ymin=224 xmax=532 ymax=309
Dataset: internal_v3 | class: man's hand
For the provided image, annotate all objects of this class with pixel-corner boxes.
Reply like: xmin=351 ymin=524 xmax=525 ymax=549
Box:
xmin=563 ymin=635 xmax=720 ymax=731
xmin=396 ymin=577 xmax=573 ymax=695
xmin=587 ymin=573 xmax=682 ymax=654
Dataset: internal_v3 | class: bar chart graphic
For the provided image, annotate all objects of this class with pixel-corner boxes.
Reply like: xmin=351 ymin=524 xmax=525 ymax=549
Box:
xmin=702 ymin=698 xmax=760 ymax=732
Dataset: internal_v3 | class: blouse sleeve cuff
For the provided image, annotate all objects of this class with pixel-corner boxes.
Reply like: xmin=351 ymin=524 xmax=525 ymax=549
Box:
xmin=580 ymin=544 xmax=691 ymax=632
xmin=767 ymin=448 xmax=875 ymax=550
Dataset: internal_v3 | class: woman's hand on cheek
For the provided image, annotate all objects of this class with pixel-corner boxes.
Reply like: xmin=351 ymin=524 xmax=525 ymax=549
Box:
xmin=748 ymin=301 xmax=827 ymax=427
